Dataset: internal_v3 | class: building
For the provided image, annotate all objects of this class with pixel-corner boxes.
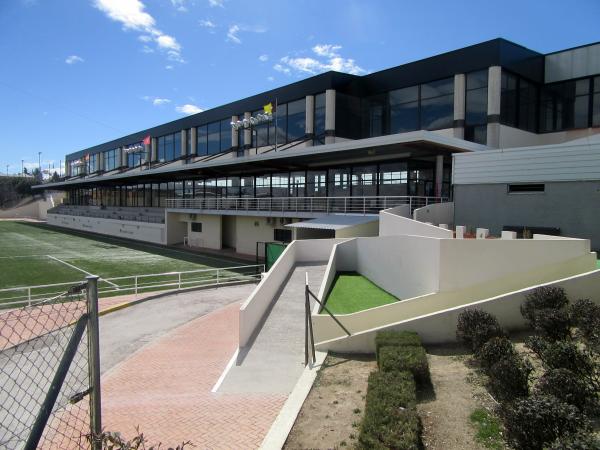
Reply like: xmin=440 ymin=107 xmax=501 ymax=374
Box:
xmin=35 ymin=38 xmax=600 ymax=255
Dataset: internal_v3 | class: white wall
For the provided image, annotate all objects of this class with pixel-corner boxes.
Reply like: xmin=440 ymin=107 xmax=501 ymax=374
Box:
xmin=184 ymin=213 xmax=222 ymax=249
xmin=166 ymin=212 xmax=188 ymax=246
xmin=47 ymin=213 xmax=166 ymax=244
xmin=0 ymin=194 xmax=63 ymax=220
xmin=379 ymin=208 xmax=453 ymax=238
xmin=335 ymin=220 xmax=379 ymax=238
xmin=235 ymin=216 xmax=283 ymax=255
xmin=413 ymin=202 xmax=454 ymax=226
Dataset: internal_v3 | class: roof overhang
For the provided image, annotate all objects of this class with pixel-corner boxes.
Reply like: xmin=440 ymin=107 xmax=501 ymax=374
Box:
xmin=285 ymin=214 xmax=379 ymax=230
xmin=34 ymin=130 xmax=486 ymax=190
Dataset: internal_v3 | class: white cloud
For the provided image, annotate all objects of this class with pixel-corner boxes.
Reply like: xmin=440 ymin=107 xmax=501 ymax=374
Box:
xmin=142 ymin=96 xmax=171 ymax=106
xmin=176 ymin=104 xmax=203 ymax=115
xmin=199 ymin=19 xmax=216 ymax=28
xmin=170 ymin=0 xmax=188 ymax=12
xmin=165 ymin=65 xmax=174 ymax=70
xmin=267 ymin=76 xmax=275 ymax=82
xmin=226 ymin=23 xmax=266 ymax=44
xmin=275 ymin=44 xmax=366 ymax=76
xmin=65 ymin=55 xmax=84 ymax=64
xmin=93 ymin=0 xmax=184 ymax=64
xmin=141 ymin=45 xmax=154 ymax=53
xmin=208 ymin=0 xmax=224 ymax=7
xmin=258 ymin=54 xmax=268 ymax=62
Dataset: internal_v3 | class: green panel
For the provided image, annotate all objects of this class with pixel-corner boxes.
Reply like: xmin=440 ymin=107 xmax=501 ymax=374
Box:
xmin=265 ymin=242 xmax=287 ymax=271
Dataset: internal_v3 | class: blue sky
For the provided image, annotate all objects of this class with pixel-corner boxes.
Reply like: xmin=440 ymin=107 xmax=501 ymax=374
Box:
xmin=0 ymin=0 xmax=599 ymax=175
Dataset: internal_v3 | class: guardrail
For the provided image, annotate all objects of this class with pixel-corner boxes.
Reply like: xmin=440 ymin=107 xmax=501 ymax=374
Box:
xmin=48 ymin=207 xmax=165 ymax=224
xmin=0 ymin=264 xmax=264 ymax=309
xmin=166 ymin=195 xmax=448 ymax=215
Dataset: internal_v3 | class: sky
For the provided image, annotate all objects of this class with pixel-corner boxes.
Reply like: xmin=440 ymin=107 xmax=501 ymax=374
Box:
xmin=0 ymin=0 xmax=599 ymax=175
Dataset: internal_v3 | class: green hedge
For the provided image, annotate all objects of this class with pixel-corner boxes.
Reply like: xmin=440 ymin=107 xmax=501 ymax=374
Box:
xmin=358 ymin=370 xmax=422 ymax=449
xmin=375 ymin=330 xmax=422 ymax=361
xmin=379 ymin=345 xmax=431 ymax=387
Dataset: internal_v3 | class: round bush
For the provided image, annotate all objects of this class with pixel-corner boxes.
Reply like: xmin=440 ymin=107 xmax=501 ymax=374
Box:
xmin=540 ymin=341 xmax=596 ymax=380
xmin=456 ymin=309 xmax=505 ymax=352
xmin=503 ymin=395 xmax=588 ymax=450
xmin=536 ymin=368 xmax=597 ymax=413
xmin=570 ymin=299 xmax=600 ymax=351
xmin=476 ymin=337 xmax=516 ymax=370
xmin=534 ymin=308 xmax=572 ymax=341
xmin=549 ymin=431 xmax=600 ymax=450
xmin=521 ymin=286 xmax=571 ymax=340
xmin=488 ymin=355 xmax=532 ymax=403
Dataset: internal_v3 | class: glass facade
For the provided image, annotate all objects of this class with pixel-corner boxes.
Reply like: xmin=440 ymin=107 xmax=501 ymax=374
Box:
xmin=539 ymin=78 xmax=593 ymax=132
xmin=314 ymin=93 xmax=326 ymax=144
xmin=158 ymin=132 xmax=181 ymax=162
xmin=501 ymin=71 xmax=538 ymax=133
xmin=465 ymin=70 xmax=488 ymax=144
xmin=87 ymin=153 xmax=98 ymax=173
xmin=103 ymin=148 xmax=118 ymax=171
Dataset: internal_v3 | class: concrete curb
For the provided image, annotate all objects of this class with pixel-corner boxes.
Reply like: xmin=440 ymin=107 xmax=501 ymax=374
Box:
xmin=260 ymin=351 xmax=328 ymax=450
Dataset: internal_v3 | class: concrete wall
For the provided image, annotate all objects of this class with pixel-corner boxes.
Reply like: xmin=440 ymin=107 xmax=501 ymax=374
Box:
xmin=166 ymin=212 xmax=188 ymax=245
xmin=317 ymin=269 xmax=600 ymax=352
xmin=498 ymin=125 xmax=600 ymax=149
xmin=295 ymin=228 xmax=335 ymax=240
xmin=222 ymin=215 xmax=236 ymax=249
xmin=454 ymin=182 xmax=600 ymax=250
xmin=184 ymin=213 xmax=222 ymax=249
xmin=47 ymin=213 xmax=166 ymax=244
xmin=379 ymin=207 xmax=453 ymax=238
xmin=413 ymin=202 xmax=454 ymax=226
xmin=234 ymin=216 xmax=283 ymax=255
xmin=335 ymin=220 xmax=379 ymax=238
xmin=0 ymin=193 xmax=63 ymax=220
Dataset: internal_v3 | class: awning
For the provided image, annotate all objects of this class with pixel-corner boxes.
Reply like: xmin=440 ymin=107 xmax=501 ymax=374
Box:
xmin=285 ymin=214 xmax=379 ymax=230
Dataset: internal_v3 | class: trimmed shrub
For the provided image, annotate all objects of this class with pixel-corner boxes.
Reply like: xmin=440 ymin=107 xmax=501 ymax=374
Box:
xmin=503 ymin=395 xmax=588 ymax=450
xmin=488 ymin=354 xmax=532 ymax=403
xmin=476 ymin=337 xmax=516 ymax=370
xmin=525 ymin=334 xmax=548 ymax=359
xmin=521 ymin=286 xmax=571 ymax=340
xmin=375 ymin=330 xmax=422 ymax=361
xmin=379 ymin=345 xmax=431 ymax=387
xmin=536 ymin=368 xmax=597 ymax=413
xmin=549 ymin=431 xmax=600 ymax=450
xmin=538 ymin=340 xmax=596 ymax=381
xmin=456 ymin=309 xmax=505 ymax=352
xmin=359 ymin=371 xmax=421 ymax=450
xmin=570 ymin=298 xmax=600 ymax=351
xmin=533 ymin=307 xmax=572 ymax=341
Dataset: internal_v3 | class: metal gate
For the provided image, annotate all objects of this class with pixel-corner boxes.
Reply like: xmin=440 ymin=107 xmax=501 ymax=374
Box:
xmin=0 ymin=276 xmax=102 ymax=450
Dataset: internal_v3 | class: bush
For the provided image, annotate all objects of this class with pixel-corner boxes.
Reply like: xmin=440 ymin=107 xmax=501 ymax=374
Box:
xmin=521 ymin=286 xmax=571 ymax=340
xmin=456 ymin=309 xmax=505 ymax=352
xmin=379 ymin=345 xmax=430 ymax=387
xmin=488 ymin=354 xmax=532 ymax=403
xmin=570 ymin=298 xmax=600 ymax=351
xmin=476 ymin=337 xmax=516 ymax=370
xmin=358 ymin=370 xmax=421 ymax=450
xmin=538 ymin=340 xmax=597 ymax=382
xmin=536 ymin=368 xmax=597 ymax=413
xmin=375 ymin=330 xmax=422 ymax=361
xmin=88 ymin=428 xmax=192 ymax=449
xmin=503 ymin=395 xmax=588 ymax=450
xmin=525 ymin=334 xmax=548 ymax=359
xmin=549 ymin=431 xmax=600 ymax=450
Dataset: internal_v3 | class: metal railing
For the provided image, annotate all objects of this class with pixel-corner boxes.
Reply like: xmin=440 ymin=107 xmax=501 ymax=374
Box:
xmin=166 ymin=195 xmax=448 ymax=215
xmin=48 ymin=206 xmax=165 ymax=224
xmin=0 ymin=264 xmax=265 ymax=309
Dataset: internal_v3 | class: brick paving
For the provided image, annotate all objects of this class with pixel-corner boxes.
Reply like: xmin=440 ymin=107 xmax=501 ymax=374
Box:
xmin=101 ymin=301 xmax=287 ymax=449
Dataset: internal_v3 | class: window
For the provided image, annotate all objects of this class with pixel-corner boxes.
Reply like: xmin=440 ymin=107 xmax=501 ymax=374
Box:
xmin=275 ymin=103 xmax=287 ymax=145
xmin=420 ymin=77 xmax=454 ymax=130
xmin=241 ymin=176 xmax=254 ymax=197
xmin=465 ymin=70 xmax=488 ymax=144
xmin=191 ymin=222 xmax=203 ymax=232
xmin=220 ymin=118 xmax=232 ymax=152
xmin=290 ymin=171 xmax=306 ymax=197
xmin=364 ymin=94 xmax=387 ymax=137
xmin=378 ymin=162 xmax=408 ymax=196
xmin=186 ymin=129 xmax=192 ymax=155
xmin=194 ymin=180 xmax=204 ymax=198
xmin=271 ymin=173 xmax=289 ymax=197
xmin=103 ymin=148 xmax=118 ymax=171
xmin=197 ymin=125 xmax=208 ymax=155
xmin=307 ymin=170 xmax=326 ymax=197
xmin=540 ymin=78 xmax=592 ymax=132
xmin=256 ymin=175 xmax=271 ymax=197
xmin=594 ymin=76 xmax=600 ymax=127
xmin=157 ymin=133 xmax=179 ymax=162
xmin=508 ymin=183 xmax=545 ymax=193
xmin=274 ymin=228 xmax=292 ymax=243
xmin=207 ymin=121 xmax=220 ymax=154
xmin=87 ymin=153 xmax=98 ymax=173
xmin=252 ymin=109 xmax=270 ymax=148
xmin=127 ymin=150 xmax=144 ymax=168
xmin=287 ymin=99 xmax=306 ymax=141
xmin=314 ymin=93 xmax=326 ymax=144
xmin=227 ymin=177 xmax=240 ymax=197
xmin=501 ymin=72 xmax=538 ymax=133
xmin=328 ymin=167 xmax=350 ymax=197
xmin=390 ymin=86 xmax=419 ymax=133
xmin=351 ymin=165 xmax=377 ymax=196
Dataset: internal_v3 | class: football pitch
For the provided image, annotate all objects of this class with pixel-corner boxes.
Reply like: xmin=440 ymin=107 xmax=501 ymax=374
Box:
xmin=0 ymin=221 xmax=256 ymax=305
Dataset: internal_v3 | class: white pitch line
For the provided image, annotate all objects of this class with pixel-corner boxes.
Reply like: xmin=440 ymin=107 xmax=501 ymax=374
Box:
xmin=211 ymin=348 xmax=239 ymax=393
xmin=46 ymin=255 xmax=119 ymax=288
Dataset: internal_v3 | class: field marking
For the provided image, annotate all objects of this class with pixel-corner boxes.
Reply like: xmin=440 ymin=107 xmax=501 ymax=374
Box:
xmin=46 ymin=255 xmax=120 ymax=288
xmin=211 ymin=348 xmax=239 ymax=393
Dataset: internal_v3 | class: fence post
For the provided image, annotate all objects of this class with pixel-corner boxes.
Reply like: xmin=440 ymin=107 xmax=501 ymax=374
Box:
xmin=86 ymin=276 xmax=102 ymax=450
xmin=134 ymin=276 xmax=138 ymax=296
xmin=178 ymin=272 xmax=181 ymax=290
xmin=217 ymin=269 xmax=220 ymax=285
xmin=28 ymin=287 xmax=31 ymax=306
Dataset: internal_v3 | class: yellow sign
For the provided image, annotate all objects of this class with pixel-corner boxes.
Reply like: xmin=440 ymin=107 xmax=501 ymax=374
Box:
xmin=263 ymin=102 xmax=273 ymax=114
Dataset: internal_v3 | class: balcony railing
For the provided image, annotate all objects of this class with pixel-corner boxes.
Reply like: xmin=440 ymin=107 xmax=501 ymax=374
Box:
xmin=165 ymin=195 xmax=448 ymax=215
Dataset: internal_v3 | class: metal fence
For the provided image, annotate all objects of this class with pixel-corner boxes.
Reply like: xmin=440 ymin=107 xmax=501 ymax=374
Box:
xmin=0 ymin=265 xmax=265 ymax=310
xmin=166 ymin=195 xmax=448 ymax=215
xmin=0 ymin=277 xmax=101 ymax=450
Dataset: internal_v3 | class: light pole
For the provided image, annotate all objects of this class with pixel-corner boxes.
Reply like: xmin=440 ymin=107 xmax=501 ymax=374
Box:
xmin=38 ymin=152 xmax=42 ymax=177
xmin=21 ymin=159 xmax=24 ymax=177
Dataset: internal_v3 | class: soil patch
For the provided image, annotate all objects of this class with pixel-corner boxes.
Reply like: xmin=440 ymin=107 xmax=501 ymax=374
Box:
xmin=284 ymin=353 xmax=376 ymax=449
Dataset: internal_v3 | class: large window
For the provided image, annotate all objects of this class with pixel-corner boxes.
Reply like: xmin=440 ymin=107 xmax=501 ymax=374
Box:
xmin=328 ymin=167 xmax=350 ymax=197
xmin=256 ymin=175 xmax=271 ymax=197
xmin=220 ymin=118 xmax=232 ymax=152
xmin=197 ymin=125 xmax=208 ymax=155
xmin=307 ymin=170 xmax=326 ymax=197
xmin=287 ymin=99 xmax=306 ymax=141
xmin=378 ymin=162 xmax=408 ymax=196
xmin=103 ymin=149 xmax=118 ymax=171
xmin=241 ymin=176 xmax=254 ymax=197
xmin=420 ymin=77 xmax=454 ymax=130
xmin=501 ymin=71 xmax=538 ymax=133
xmin=314 ymin=93 xmax=326 ymax=144
xmin=158 ymin=132 xmax=180 ymax=162
xmin=87 ymin=153 xmax=98 ymax=173
xmin=127 ymin=150 xmax=144 ymax=168
xmin=275 ymin=103 xmax=287 ymax=145
xmin=390 ymin=86 xmax=419 ymax=134
xmin=207 ymin=121 xmax=220 ymax=154
xmin=465 ymin=70 xmax=488 ymax=144
xmin=271 ymin=173 xmax=289 ymax=197
xmin=365 ymin=94 xmax=387 ymax=137
xmin=540 ymin=78 xmax=592 ymax=132
xmin=290 ymin=172 xmax=306 ymax=197
xmin=352 ymin=165 xmax=377 ymax=196
xmin=594 ymin=76 xmax=600 ymax=127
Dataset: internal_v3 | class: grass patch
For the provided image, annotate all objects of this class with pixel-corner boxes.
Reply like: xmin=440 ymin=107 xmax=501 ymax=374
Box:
xmin=469 ymin=408 xmax=504 ymax=450
xmin=322 ymin=272 xmax=399 ymax=315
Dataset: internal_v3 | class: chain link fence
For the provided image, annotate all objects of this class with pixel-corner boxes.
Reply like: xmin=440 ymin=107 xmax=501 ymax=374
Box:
xmin=0 ymin=279 xmax=101 ymax=450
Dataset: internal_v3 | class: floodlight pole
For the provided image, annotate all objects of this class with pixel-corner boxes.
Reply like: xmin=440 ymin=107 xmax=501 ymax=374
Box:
xmin=274 ymin=97 xmax=278 ymax=152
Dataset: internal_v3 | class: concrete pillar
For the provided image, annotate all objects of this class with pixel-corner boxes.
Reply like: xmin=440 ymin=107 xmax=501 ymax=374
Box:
xmin=231 ymin=115 xmax=238 ymax=150
xmin=98 ymin=152 xmax=104 ymax=172
xmin=151 ymin=138 xmax=157 ymax=162
xmin=244 ymin=112 xmax=252 ymax=149
xmin=453 ymin=74 xmax=466 ymax=139
xmin=305 ymin=95 xmax=314 ymax=147
xmin=435 ymin=155 xmax=444 ymax=197
xmin=181 ymin=129 xmax=187 ymax=157
xmin=476 ymin=228 xmax=490 ymax=239
xmin=501 ymin=230 xmax=517 ymax=240
xmin=190 ymin=127 xmax=197 ymax=156
xmin=117 ymin=146 xmax=124 ymax=168
xmin=456 ymin=225 xmax=465 ymax=239
xmin=325 ymin=89 xmax=336 ymax=144
xmin=486 ymin=66 xmax=502 ymax=148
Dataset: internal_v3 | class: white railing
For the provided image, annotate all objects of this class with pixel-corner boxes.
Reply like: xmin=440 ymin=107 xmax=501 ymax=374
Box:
xmin=166 ymin=195 xmax=448 ymax=215
xmin=0 ymin=264 xmax=264 ymax=309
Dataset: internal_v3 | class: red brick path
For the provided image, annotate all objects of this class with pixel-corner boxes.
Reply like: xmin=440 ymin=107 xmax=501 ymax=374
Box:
xmin=101 ymin=302 xmax=286 ymax=449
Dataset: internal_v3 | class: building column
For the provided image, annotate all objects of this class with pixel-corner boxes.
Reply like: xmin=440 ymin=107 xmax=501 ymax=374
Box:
xmin=244 ymin=112 xmax=252 ymax=150
xmin=190 ymin=127 xmax=197 ymax=156
xmin=487 ymin=66 xmax=502 ymax=148
xmin=65 ymin=158 xmax=71 ymax=177
xmin=305 ymin=95 xmax=314 ymax=147
xmin=325 ymin=89 xmax=336 ymax=145
xmin=98 ymin=152 xmax=104 ymax=172
xmin=231 ymin=115 xmax=239 ymax=152
xmin=117 ymin=146 xmax=124 ymax=168
xmin=181 ymin=129 xmax=187 ymax=158
xmin=151 ymin=138 xmax=157 ymax=162
xmin=435 ymin=155 xmax=444 ymax=197
xmin=453 ymin=74 xmax=466 ymax=139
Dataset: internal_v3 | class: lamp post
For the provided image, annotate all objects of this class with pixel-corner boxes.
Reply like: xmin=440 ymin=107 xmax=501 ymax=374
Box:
xmin=21 ymin=159 xmax=24 ymax=177
xmin=38 ymin=152 xmax=42 ymax=176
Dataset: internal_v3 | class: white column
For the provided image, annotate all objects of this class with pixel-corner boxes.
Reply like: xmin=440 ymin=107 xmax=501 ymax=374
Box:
xmin=181 ymin=129 xmax=187 ymax=157
xmin=65 ymin=158 xmax=70 ymax=177
xmin=453 ymin=74 xmax=466 ymax=139
xmin=305 ymin=95 xmax=314 ymax=147
xmin=486 ymin=66 xmax=502 ymax=148
xmin=151 ymin=138 xmax=157 ymax=162
xmin=244 ymin=112 xmax=252 ymax=149
xmin=325 ymin=89 xmax=336 ymax=144
xmin=435 ymin=155 xmax=444 ymax=197
xmin=117 ymin=146 xmax=124 ymax=168
xmin=98 ymin=152 xmax=104 ymax=172
xmin=231 ymin=115 xmax=238 ymax=150
xmin=190 ymin=127 xmax=197 ymax=156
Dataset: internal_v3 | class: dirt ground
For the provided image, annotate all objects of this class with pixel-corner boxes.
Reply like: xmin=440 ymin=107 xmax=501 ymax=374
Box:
xmin=417 ymin=344 xmax=501 ymax=450
xmin=284 ymin=353 xmax=376 ymax=450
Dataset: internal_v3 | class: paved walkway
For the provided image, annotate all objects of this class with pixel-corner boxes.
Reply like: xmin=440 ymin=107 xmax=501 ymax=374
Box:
xmin=101 ymin=295 xmax=286 ymax=449
xmin=218 ymin=263 xmax=327 ymax=395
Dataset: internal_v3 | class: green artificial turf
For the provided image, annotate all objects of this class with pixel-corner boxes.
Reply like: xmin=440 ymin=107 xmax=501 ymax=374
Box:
xmin=322 ymin=272 xmax=399 ymax=315
xmin=597 ymin=258 xmax=600 ymax=269
xmin=0 ymin=221 xmax=251 ymax=304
